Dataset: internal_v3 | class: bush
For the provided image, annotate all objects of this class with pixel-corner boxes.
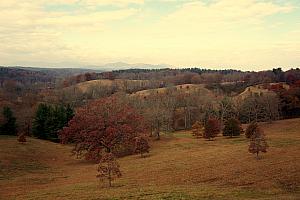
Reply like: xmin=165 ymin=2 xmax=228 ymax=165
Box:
xmin=191 ymin=121 xmax=204 ymax=138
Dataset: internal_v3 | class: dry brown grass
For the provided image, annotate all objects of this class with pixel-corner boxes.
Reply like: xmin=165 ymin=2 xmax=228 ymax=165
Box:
xmin=234 ymin=85 xmax=276 ymax=102
xmin=0 ymin=118 xmax=299 ymax=200
xmin=131 ymin=84 xmax=212 ymax=98
xmin=66 ymin=79 xmax=151 ymax=93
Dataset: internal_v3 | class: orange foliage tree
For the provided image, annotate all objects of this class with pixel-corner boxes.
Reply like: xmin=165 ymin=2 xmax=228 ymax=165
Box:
xmin=191 ymin=121 xmax=204 ymax=138
xmin=96 ymin=153 xmax=122 ymax=187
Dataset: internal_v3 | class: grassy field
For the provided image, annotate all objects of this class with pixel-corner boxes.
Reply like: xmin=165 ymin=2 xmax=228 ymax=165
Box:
xmin=131 ymin=84 xmax=210 ymax=97
xmin=66 ymin=79 xmax=151 ymax=93
xmin=0 ymin=118 xmax=299 ymax=200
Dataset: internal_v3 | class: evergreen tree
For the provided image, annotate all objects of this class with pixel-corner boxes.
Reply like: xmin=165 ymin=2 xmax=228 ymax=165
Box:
xmin=0 ymin=107 xmax=17 ymax=135
xmin=223 ymin=118 xmax=243 ymax=137
xmin=32 ymin=103 xmax=74 ymax=141
xmin=32 ymin=104 xmax=51 ymax=139
xmin=48 ymin=105 xmax=65 ymax=141
xmin=65 ymin=104 xmax=74 ymax=122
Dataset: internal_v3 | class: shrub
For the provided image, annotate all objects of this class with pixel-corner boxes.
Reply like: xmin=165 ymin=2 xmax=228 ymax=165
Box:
xmin=191 ymin=121 xmax=204 ymax=138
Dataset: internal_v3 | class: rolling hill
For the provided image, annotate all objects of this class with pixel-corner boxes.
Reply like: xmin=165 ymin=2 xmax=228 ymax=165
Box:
xmin=1 ymin=118 xmax=299 ymax=199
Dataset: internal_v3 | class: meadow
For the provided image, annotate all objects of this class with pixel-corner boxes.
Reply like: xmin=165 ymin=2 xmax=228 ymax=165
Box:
xmin=0 ymin=118 xmax=299 ymax=200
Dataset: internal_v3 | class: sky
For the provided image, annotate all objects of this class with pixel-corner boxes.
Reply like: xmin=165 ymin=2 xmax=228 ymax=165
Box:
xmin=0 ymin=0 xmax=299 ymax=70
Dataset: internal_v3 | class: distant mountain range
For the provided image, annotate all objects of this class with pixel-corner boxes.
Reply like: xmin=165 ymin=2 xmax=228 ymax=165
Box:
xmin=84 ymin=62 xmax=173 ymax=71
xmin=1 ymin=62 xmax=173 ymax=73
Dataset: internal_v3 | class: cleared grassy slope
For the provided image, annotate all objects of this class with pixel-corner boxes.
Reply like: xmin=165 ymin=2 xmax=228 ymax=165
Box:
xmin=0 ymin=118 xmax=299 ymax=200
xmin=233 ymin=83 xmax=289 ymax=101
xmin=131 ymin=84 xmax=210 ymax=97
xmin=64 ymin=79 xmax=151 ymax=93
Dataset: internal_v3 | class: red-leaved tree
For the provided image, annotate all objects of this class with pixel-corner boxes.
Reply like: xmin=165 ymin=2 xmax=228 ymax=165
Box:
xmin=59 ymin=97 xmax=146 ymax=162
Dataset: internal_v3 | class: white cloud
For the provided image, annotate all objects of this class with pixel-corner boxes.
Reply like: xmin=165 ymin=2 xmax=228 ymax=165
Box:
xmin=0 ymin=0 xmax=299 ymax=69
xmin=0 ymin=0 xmax=141 ymax=67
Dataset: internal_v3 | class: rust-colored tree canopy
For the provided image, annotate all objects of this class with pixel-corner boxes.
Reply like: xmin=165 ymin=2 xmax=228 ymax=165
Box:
xmin=59 ymin=97 xmax=146 ymax=162
xmin=204 ymin=118 xmax=220 ymax=140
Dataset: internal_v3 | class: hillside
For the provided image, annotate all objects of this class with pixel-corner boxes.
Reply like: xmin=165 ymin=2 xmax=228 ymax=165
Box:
xmin=234 ymin=83 xmax=290 ymax=101
xmin=1 ymin=118 xmax=299 ymax=199
xmin=63 ymin=79 xmax=152 ymax=93
xmin=131 ymin=84 xmax=211 ymax=98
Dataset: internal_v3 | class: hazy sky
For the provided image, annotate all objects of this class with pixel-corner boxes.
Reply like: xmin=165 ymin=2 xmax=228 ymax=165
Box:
xmin=0 ymin=0 xmax=299 ymax=70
